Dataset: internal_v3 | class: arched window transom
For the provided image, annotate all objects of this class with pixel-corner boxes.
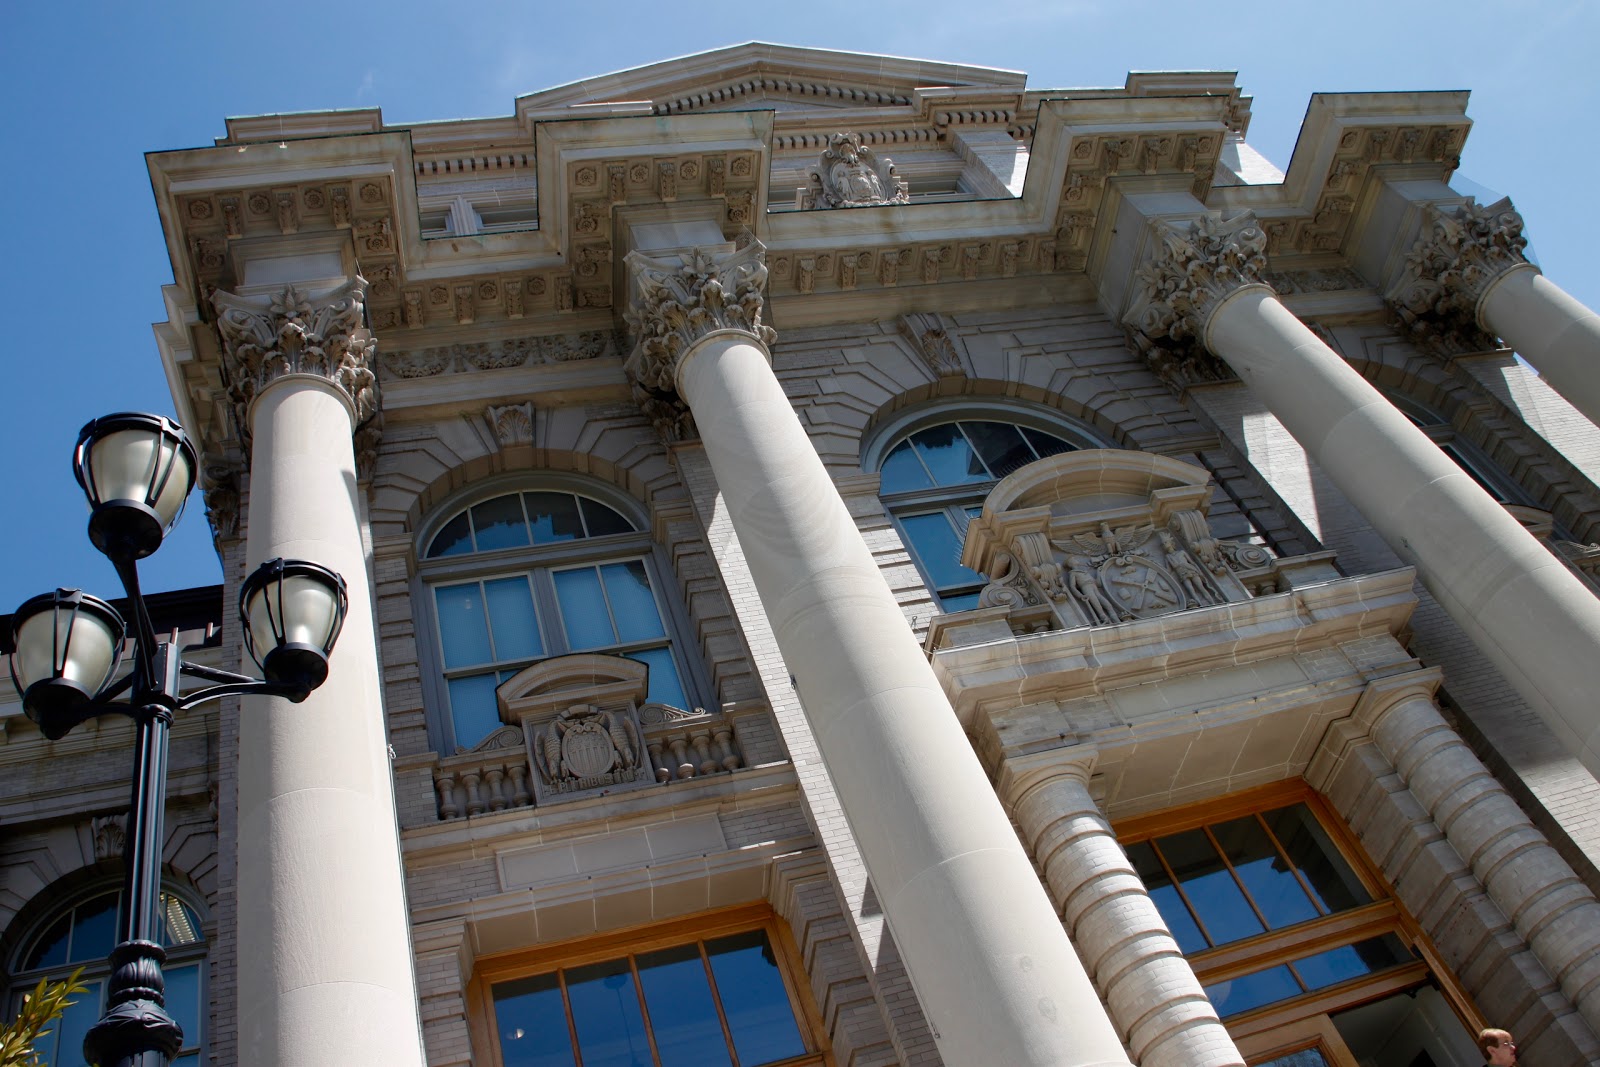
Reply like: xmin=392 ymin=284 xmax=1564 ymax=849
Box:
xmin=875 ymin=418 xmax=1085 ymax=611
xmin=9 ymin=888 xmax=207 ymax=1066
xmin=421 ymin=487 xmax=696 ymax=751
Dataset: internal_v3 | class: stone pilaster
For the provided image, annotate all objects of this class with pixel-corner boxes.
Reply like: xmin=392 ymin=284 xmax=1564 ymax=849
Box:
xmin=1356 ymin=676 xmax=1600 ymax=1041
xmin=212 ymin=277 xmax=383 ymax=477
xmin=626 ymin=239 xmax=1132 ymax=1066
xmin=999 ymin=749 xmax=1244 ymax=1067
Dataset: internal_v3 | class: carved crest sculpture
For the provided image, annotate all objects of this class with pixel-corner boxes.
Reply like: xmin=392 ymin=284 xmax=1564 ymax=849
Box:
xmin=804 ymin=132 xmax=909 ymax=209
xmin=531 ymin=703 xmax=644 ymax=794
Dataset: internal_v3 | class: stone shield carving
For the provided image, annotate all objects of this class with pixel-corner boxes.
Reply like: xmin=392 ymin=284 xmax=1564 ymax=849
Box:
xmin=1099 ymin=555 xmax=1185 ymax=617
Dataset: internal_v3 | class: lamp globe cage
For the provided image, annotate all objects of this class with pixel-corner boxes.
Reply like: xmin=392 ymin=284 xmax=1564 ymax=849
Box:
xmin=239 ymin=558 xmax=349 ymax=696
xmin=8 ymin=588 xmax=127 ymax=738
xmin=73 ymin=412 xmax=199 ymax=562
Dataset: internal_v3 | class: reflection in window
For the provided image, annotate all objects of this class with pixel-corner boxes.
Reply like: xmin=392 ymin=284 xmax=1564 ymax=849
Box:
xmin=9 ymin=889 xmax=207 ymax=1066
xmin=492 ymin=930 xmax=808 ymax=1067
xmin=1204 ymin=935 xmax=1411 ymax=1018
xmin=424 ymin=489 xmax=694 ymax=750
xmin=875 ymin=419 xmax=1081 ymax=609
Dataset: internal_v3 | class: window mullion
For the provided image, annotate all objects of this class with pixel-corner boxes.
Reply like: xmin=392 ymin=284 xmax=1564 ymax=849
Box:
xmin=1150 ymin=839 xmax=1218 ymax=949
xmin=628 ymin=954 xmax=663 ymax=1067
xmin=557 ymin=968 xmax=586 ymax=1067
xmin=1257 ymin=812 xmax=1330 ymax=918
xmin=1204 ymin=825 xmax=1273 ymax=934
xmin=699 ymin=941 xmax=743 ymax=1067
xmin=530 ymin=569 xmax=570 ymax=656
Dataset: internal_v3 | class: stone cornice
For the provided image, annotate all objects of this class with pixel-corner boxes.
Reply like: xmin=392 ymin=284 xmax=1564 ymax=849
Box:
xmin=1387 ymin=197 xmax=1535 ymax=340
xmin=212 ymin=278 xmax=381 ymax=467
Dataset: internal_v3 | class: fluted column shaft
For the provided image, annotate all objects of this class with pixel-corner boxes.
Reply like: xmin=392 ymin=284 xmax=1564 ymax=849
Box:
xmin=218 ymin=281 xmax=423 ymax=1067
xmin=629 ymin=243 xmax=1130 ymax=1066
xmin=1001 ymin=752 xmax=1244 ymax=1067
xmin=1129 ymin=213 xmax=1600 ymax=783
xmin=1368 ymin=688 xmax=1600 ymax=1035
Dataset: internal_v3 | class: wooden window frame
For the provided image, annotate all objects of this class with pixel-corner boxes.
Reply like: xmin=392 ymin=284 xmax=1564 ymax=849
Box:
xmin=468 ymin=904 xmax=835 ymax=1067
xmin=1114 ymin=780 xmax=1485 ymax=1042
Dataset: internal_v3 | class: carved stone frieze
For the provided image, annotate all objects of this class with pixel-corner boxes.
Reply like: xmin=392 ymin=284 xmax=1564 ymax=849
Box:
xmin=201 ymin=454 xmax=244 ymax=548
xmin=1260 ymin=267 xmax=1367 ymax=294
xmin=92 ymin=814 xmax=128 ymax=862
xmin=380 ymin=330 xmax=622 ymax=378
xmin=801 ymin=132 xmax=909 ymax=209
xmin=212 ymin=278 xmax=381 ymax=457
xmin=532 ymin=703 xmax=649 ymax=796
xmin=1387 ymin=197 xmax=1528 ymax=353
xmin=622 ymin=237 xmax=775 ymax=442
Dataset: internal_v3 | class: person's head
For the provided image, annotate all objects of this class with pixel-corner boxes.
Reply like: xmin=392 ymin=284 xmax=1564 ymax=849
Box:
xmin=1477 ymin=1028 xmax=1516 ymax=1065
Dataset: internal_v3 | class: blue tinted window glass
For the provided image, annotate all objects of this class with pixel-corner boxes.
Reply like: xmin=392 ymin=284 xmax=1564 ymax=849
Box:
xmin=1263 ymin=805 xmax=1369 ymax=914
xmin=448 ymin=674 xmax=503 ymax=749
xmin=1126 ymin=841 xmax=1209 ymax=954
xmin=427 ymin=511 xmax=473 ymax=558
xmin=484 ymin=577 xmax=543 ymax=661
xmin=525 ymin=492 xmax=586 ymax=545
xmin=50 ymin=978 xmax=103 ymax=1066
xmin=899 ymin=513 xmax=985 ymax=592
xmin=1021 ymin=427 xmax=1075 ymax=460
xmin=1293 ymin=935 xmax=1410 ymax=992
xmin=962 ymin=421 xmax=1034 ymax=481
xmin=602 ymin=562 xmax=666 ymax=643
xmin=637 ymin=944 xmax=732 ymax=1067
xmin=1157 ymin=829 xmax=1265 ymax=946
xmin=1213 ymin=816 xmax=1319 ymax=931
xmin=69 ymin=894 xmax=119 ymax=964
xmin=554 ymin=567 xmax=616 ymax=650
xmin=566 ymin=959 xmax=652 ymax=1067
xmin=435 ymin=585 xmax=493 ymax=668
xmin=1256 ymin=1050 xmax=1329 ymax=1067
xmin=579 ymin=497 xmax=635 ymax=537
xmin=911 ymin=424 xmax=990 ymax=486
xmin=24 ymin=913 xmax=71 ymax=970
xmin=628 ymin=648 xmax=688 ymax=710
xmin=494 ymin=972 xmax=577 ymax=1067
xmin=879 ymin=440 xmax=933 ymax=494
xmin=165 ymin=962 xmax=202 ymax=1053
xmin=472 ymin=495 xmax=531 ymax=552
xmin=1204 ymin=965 xmax=1301 ymax=1018
xmin=705 ymin=931 xmax=806 ymax=1065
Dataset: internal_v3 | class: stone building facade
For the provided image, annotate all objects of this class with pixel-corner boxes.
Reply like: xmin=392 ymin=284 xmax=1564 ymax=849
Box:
xmin=7 ymin=42 xmax=1600 ymax=1066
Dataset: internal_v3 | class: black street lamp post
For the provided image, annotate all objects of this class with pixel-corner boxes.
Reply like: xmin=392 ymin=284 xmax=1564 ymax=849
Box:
xmin=7 ymin=412 xmax=349 ymax=1067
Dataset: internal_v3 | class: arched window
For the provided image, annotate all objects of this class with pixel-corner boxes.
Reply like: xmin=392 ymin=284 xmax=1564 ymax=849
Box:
xmin=420 ymin=482 xmax=699 ymax=751
xmin=1385 ymin=393 xmax=1531 ymax=506
xmin=866 ymin=408 xmax=1106 ymax=610
xmin=7 ymin=886 xmax=207 ymax=1066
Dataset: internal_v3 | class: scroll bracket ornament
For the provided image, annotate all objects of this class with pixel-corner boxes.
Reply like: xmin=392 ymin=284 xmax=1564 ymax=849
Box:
xmin=212 ymin=278 xmax=382 ymax=467
xmin=1386 ymin=197 xmax=1532 ymax=345
xmin=622 ymin=236 xmax=776 ymax=442
xmin=1122 ymin=211 xmax=1272 ymax=386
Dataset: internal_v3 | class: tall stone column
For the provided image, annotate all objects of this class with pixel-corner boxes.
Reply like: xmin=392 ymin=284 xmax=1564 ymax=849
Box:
xmin=214 ymin=280 xmax=424 ymax=1067
xmin=998 ymin=750 xmax=1244 ymax=1067
xmin=1357 ymin=675 xmax=1600 ymax=1038
xmin=1126 ymin=213 xmax=1600 ymax=784
xmin=624 ymin=240 xmax=1131 ymax=1067
xmin=1389 ymin=199 xmax=1600 ymax=427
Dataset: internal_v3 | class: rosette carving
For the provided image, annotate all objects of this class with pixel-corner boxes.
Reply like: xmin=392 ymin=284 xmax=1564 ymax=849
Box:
xmin=1387 ymin=197 xmax=1530 ymax=349
xmin=213 ymin=278 xmax=381 ymax=458
xmin=623 ymin=238 xmax=776 ymax=441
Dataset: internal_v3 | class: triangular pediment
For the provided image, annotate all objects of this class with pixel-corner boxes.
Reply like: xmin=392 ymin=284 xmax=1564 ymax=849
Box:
xmin=516 ymin=42 xmax=1026 ymax=119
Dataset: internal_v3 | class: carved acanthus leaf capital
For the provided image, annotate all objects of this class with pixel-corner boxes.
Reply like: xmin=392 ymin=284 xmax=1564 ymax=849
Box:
xmin=212 ymin=278 xmax=381 ymax=451
xmin=623 ymin=238 xmax=776 ymax=442
xmin=1123 ymin=212 xmax=1270 ymax=344
xmin=1387 ymin=197 xmax=1532 ymax=343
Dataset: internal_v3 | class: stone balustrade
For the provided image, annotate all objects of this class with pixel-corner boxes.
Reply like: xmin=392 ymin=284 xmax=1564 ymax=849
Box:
xmin=432 ymin=742 xmax=534 ymax=820
xmin=640 ymin=703 xmax=744 ymax=782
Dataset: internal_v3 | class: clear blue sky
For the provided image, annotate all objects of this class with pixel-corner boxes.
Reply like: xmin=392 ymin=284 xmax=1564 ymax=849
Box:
xmin=1 ymin=0 xmax=1594 ymax=612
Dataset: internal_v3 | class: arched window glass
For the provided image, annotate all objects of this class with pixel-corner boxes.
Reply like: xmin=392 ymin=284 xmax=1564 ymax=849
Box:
xmin=8 ymin=888 xmax=207 ymax=1066
xmin=872 ymin=417 xmax=1092 ymax=611
xmin=421 ymin=486 xmax=697 ymax=751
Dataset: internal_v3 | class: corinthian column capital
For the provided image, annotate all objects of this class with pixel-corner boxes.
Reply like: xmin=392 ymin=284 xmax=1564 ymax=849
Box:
xmin=622 ymin=238 xmax=777 ymax=442
xmin=213 ymin=277 xmax=381 ymax=444
xmin=1387 ymin=197 xmax=1535 ymax=336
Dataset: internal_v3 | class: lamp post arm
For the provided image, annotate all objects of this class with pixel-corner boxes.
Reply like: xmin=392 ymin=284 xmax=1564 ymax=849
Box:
xmin=111 ymin=557 xmax=160 ymax=693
